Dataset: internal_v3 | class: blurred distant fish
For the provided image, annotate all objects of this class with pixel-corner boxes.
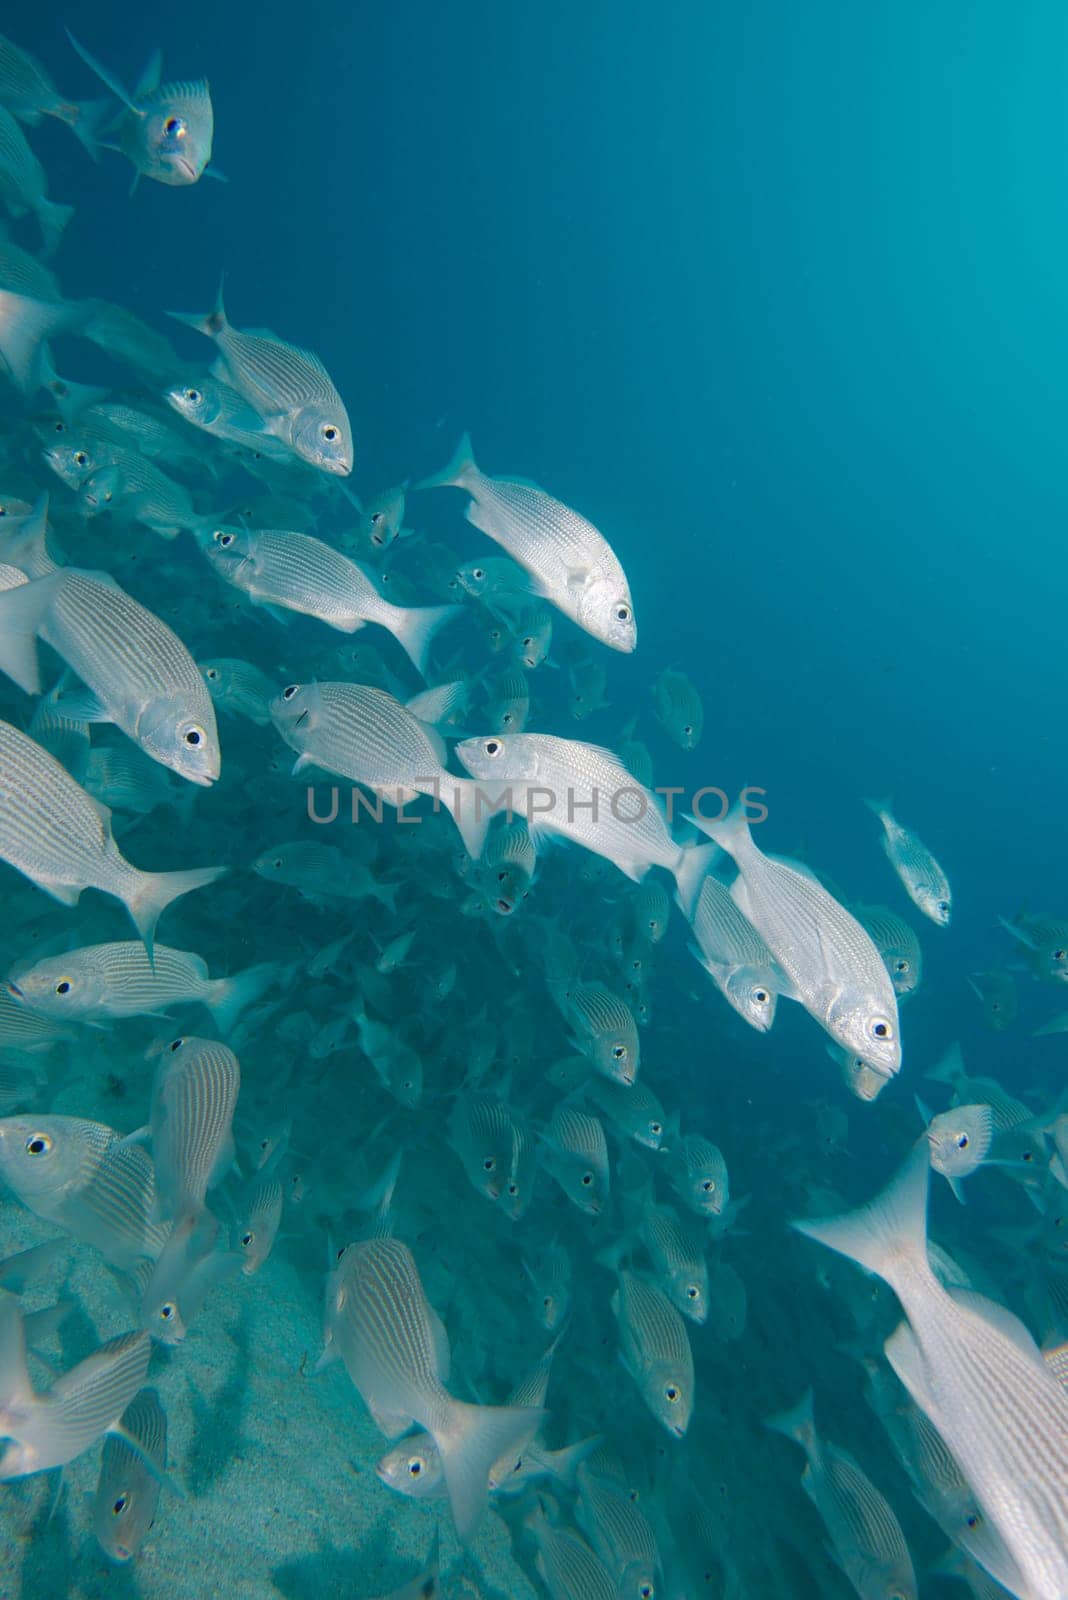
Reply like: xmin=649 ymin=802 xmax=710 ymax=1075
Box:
xmin=253 ymin=840 xmax=395 ymax=910
xmin=0 ymin=106 xmax=73 ymax=256
xmin=1000 ymin=912 xmax=1068 ymax=984
xmin=968 ymin=968 xmax=1018 ymax=1032
xmin=540 ymin=1104 xmax=609 ymax=1216
xmin=524 ymin=1244 xmax=571 ymax=1333
xmin=233 ymin=1174 xmax=283 ymax=1274
xmin=200 ymin=657 xmax=277 ymax=725
xmin=865 ymin=799 xmax=951 ymax=927
xmin=661 ymin=1131 xmax=729 ymax=1218
xmin=138 ymin=1209 xmax=241 ymax=1344
xmin=485 ymin=666 xmax=530 ymax=734
xmin=165 ymin=375 xmax=289 ymax=457
xmin=568 ymin=655 xmax=609 ymax=721
xmin=0 ymin=720 xmax=221 ymax=954
xmin=0 ymin=33 xmax=87 ymax=143
xmin=528 ymin=1513 xmax=618 ymax=1600
xmin=67 ymin=33 xmax=216 ymax=187
xmin=583 ymin=1074 xmax=665 ymax=1150
xmin=170 ymin=287 xmax=353 ymax=475
xmin=340 ymin=484 xmax=410 ymax=555
xmin=420 ymin=434 xmax=636 ymax=651
xmin=854 ymin=902 xmax=923 ymax=997
xmin=654 ymin=667 xmax=702 ymax=750
xmin=92 ymin=1386 xmax=166 ymax=1563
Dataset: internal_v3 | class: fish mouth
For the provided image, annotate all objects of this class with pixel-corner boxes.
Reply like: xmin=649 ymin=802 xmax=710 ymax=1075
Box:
xmin=318 ymin=457 xmax=352 ymax=477
xmin=173 ymin=155 xmax=199 ymax=183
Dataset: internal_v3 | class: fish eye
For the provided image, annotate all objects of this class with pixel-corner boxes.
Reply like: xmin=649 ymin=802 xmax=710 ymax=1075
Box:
xmin=702 ymin=1179 xmax=716 ymax=1193
xmin=407 ymin=1457 xmax=424 ymax=1477
xmin=370 ymin=511 xmax=384 ymax=524
xmin=482 ymin=1156 xmax=496 ymax=1172
xmin=664 ymin=1384 xmax=680 ymax=1403
xmin=25 ymin=1133 xmax=52 ymax=1156
xmin=956 ymin=1132 xmax=969 ymax=1149
xmin=282 ymin=684 xmax=299 ymax=700
xmin=683 ymin=724 xmax=693 ymax=735
xmin=472 ymin=567 xmax=485 ymax=580
xmin=542 ymin=1295 xmax=553 ymax=1310
xmin=54 ymin=978 xmax=72 ymax=995
xmin=159 ymin=1302 xmax=176 ymax=1320
xmin=169 ymin=1037 xmax=184 ymax=1052
xmin=1055 ymin=949 xmax=1067 ymax=962
xmin=965 ymin=1513 xmax=979 ymax=1529
xmin=611 ymin=1043 xmax=628 ymax=1060
xmin=184 ymin=387 xmax=202 ymax=404
xmin=321 ymin=424 xmax=339 ymax=442
xmin=111 ymin=1493 xmax=129 ymax=1516
xmin=615 ymin=604 xmax=631 ymax=622
xmin=938 ymin=900 xmax=949 ymax=913
xmin=205 ymin=667 xmax=218 ymax=680
xmin=640 ymin=1587 xmax=654 ymax=1600
xmin=163 ymin=115 xmax=187 ymax=137
xmin=869 ymin=1016 xmax=892 ymax=1040
xmin=507 ymin=1182 xmax=519 ymax=1196
xmin=241 ymin=1231 xmax=254 ymax=1247
xmin=581 ymin=1172 xmax=594 ymax=1186
xmin=183 ymin=725 xmax=206 ymax=747
xmin=522 ymin=636 xmax=535 ymax=649
xmin=895 ymin=958 xmax=909 ymax=972
xmin=74 ymin=450 xmax=88 ymax=467
xmin=687 ymin=1284 xmax=699 ymax=1299
xmin=752 ymin=987 xmax=769 ymax=1004
xmin=650 ymin=1121 xmax=662 ymax=1136
xmin=484 ymin=739 xmax=502 ymax=757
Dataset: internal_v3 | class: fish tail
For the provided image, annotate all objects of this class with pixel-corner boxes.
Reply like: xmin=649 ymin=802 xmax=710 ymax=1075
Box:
xmin=124 ymin=865 xmax=227 ymax=963
xmin=763 ymin=1386 xmax=816 ymax=1450
xmin=0 ymin=1296 xmax=33 ymax=1410
xmin=437 ymin=1399 xmax=544 ymax=1543
xmin=539 ymin=1432 xmax=603 ymax=1492
xmin=390 ymin=602 xmax=461 ymax=678
xmin=205 ymin=961 xmax=279 ymax=1035
xmin=924 ymin=1039 xmax=964 ymax=1085
xmin=0 ymin=291 xmax=78 ymax=391
xmin=792 ymin=1137 xmax=930 ymax=1297
xmin=0 ymin=570 xmax=63 ymax=695
xmin=167 ymin=276 xmax=228 ymax=339
xmin=36 ymin=199 xmax=74 ymax=260
xmin=685 ymin=796 xmax=754 ymax=862
xmin=444 ymin=775 xmax=493 ymax=860
xmin=672 ymin=840 xmax=719 ymax=920
xmin=863 ymin=795 xmax=893 ymax=820
xmin=416 ymin=431 xmax=478 ymax=491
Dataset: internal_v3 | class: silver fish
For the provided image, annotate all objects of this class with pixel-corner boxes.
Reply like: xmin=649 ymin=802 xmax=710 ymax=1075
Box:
xmin=67 ymin=34 xmax=214 ymax=186
xmin=421 ymin=433 xmax=636 ymax=651
xmin=92 ymin=1386 xmax=166 ymax=1563
xmin=866 ymin=799 xmax=951 ymax=927
xmin=583 ymin=1075 xmax=665 ymax=1150
xmin=0 ymin=107 xmax=72 ymax=255
xmin=540 ymin=1104 xmax=610 ymax=1216
xmin=138 ymin=1210 xmax=241 ymax=1344
xmin=654 ymin=666 xmax=703 ymax=750
xmin=661 ymin=1131 xmax=729 ymax=1218
xmin=0 ymin=719 xmax=221 ymax=953
xmin=610 ymin=1269 xmax=694 ymax=1437
xmin=562 ymin=981 xmax=640 ymax=1085
xmin=201 ymin=524 xmax=457 ymax=678
xmin=854 ymin=903 xmax=923 ymax=997
xmin=149 ymin=1036 xmax=240 ymax=1221
xmin=684 ymin=868 xmax=783 ymax=1033
xmin=233 ymin=1174 xmax=283 ymax=1275
xmin=170 ymin=288 xmax=353 ymax=474
xmin=199 ymin=656 xmax=277 ymax=724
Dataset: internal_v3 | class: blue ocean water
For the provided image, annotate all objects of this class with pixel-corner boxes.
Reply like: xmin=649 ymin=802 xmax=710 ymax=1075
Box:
xmin=0 ymin=4 xmax=1066 ymax=1597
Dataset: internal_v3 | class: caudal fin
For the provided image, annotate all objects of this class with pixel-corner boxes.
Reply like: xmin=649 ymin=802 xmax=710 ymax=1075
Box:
xmin=167 ymin=277 xmax=228 ymax=340
xmin=416 ymin=431 xmax=478 ymax=492
xmin=437 ymin=1398 xmax=544 ymax=1543
xmin=37 ymin=199 xmax=74 ymax=261
xmin=444 ymin=775 xmax=494 ymax=860
xmin=672 ymin=840 xmax=719 ymax=921
xmin=206 ymin=961 xmax=280 ymax=1036
xmin=0 ymin=290 xmax=80 ymax=391
xmin=0 ymin=1294 xmax=33 ymax=1410
xmin=123 ymin=865 xmax=227 ymax=962
xmin=389 ymin=602 xmax=462 ymax=679
xmin=0 ymin=571 xmax=63 ymax=694
xmin=792 ymin=1137 xmax=931 ymax=1297
xmin=763 ymin=1386 xmax=816 ymax=1450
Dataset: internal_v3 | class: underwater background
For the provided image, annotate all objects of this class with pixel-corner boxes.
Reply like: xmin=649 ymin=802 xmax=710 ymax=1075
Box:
xmin=1 ymin=2 xmax=1067 ymax=1597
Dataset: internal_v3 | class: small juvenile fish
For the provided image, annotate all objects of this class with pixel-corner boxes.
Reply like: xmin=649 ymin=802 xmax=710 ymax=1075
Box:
xmin=92 ymin=1386 xmax=166 ymax=1563
xmin=476 ymin=818 xmax=536 ymax=915
xmin=968 ymin=968 xmax=1019 ymax=1032
xmin=509 ymin=606 xmax=554 ymax=670
xmin=165 ymin=376 xmax=288 ymax=456
xmin=524 ymin=1246 xmax=571 ymax=1332
xmin=253 ymin=841 xmax=395 ymax=910
xmin=583 ymin=1075 xmax=665 ymax=1150
xmin=654 ymin=667 xmax=702 ymax=750
xmin=0 ymin=719 xmax=221 ymax=953
xmin=485 ymin=667 xmax=531 ymax=733
xmin=455 ymin=555 xmax=534 ymax=618
xmin=341 ymin=484 xmax=409 ymax=554
xmin=610 ymin=1269 xmax=694 ymax=1437
xmin=568 ymin=656 xmax=609 ymax=721
xmin=1000 ymin=913 xmax=1068 ymax=984
xmin=529 ymin=1514 xmax=619 ymax=1600
xmin=854 ymin=903 xmax=923 ymax=997
xmin=421 ymin=434 xmax=636 ymax=651
xmin=448 ymin=1092 xmax=524 ymax=1206
xmin=865 ymin=799 xmax=951 ymax=927
xmin=684 ymin=869 xmax=782 ymax=1034
xmin=170 ymin=289 xmax=353 ymax=475
xmin=923 ymin=1102 xmax=996 ymax=1203
xmin=199 ymin=657 xmax=277 ymax=725
xmin=149 ymin=1036 xmax=240 ymax=1221
xmin=232 ymin=1174 xmax=284 ymax=1274
xmin=138 ymin=1209 xmax=241 ymax=1344
xmin=540 ymin=1104 xmax=610 ymax=1216
xmin=631 ymin=879 xmax=671 ymax=945
xmin=9 ymin=942 xmax=274 ymax=1034
xmin=575 ymin=1466 xmax=661 ymax=1599
xmin=0 ymin=1307 xmax=151 ymax=1479
xmin=563 ymin=982 xmax=640 ymax=1085
xmin=67 ymin=33 xmax=215 ymax=186
xmin=661 ymin=1132 xmax=729 ymax=1218
xmin=639 ymin=1202 xmax=709 ymax=1324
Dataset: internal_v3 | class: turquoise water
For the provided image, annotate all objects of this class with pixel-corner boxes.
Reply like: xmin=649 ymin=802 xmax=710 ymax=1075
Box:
xmin=0 ymin=6 xmax=1066 ymax=1597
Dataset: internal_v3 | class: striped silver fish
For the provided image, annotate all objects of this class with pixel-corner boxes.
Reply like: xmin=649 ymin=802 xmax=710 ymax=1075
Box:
xmin=583 ymin=1075 xmax=665 ymax=1150
xmin=448 ymin=1091 xmax=523 ymax=1206
xmin=661 ymin=1131 xmax=729 ymax=1218
xmin=0 ymin=1114 xmax=168 ymax=1268
xmin=9 ymin=941 xmax=273 ymax=1033
xmin=697 ymin=806 xmax=901 ymax=1076
xmin=169 ymin=290 xmax=352 ymax=473
xmin=0 ymin=1301 xmax=151 ymax=1478
xmin=77 ymin=450 xmax=197 ymax=540
xmin=610 ymin=1270 xmax=693 ymax=1437
xmin=138 ymin=1210 xmax=242 ymax=1344
xmin=65 ymin=35 xmax=214 ymax=186
xmin=0 ymin=721 xmax=221 ymax=953
xmin=795 ymin=1140 xmax=1068 ymax=1597
xmin=0 ymin=109 xmax=72 ymax=256
xmin=653 ymin=665 xmax=702 ymax=750
xmin=0 ymin=32 xmax=79 ymax=130
xmin=540 ymin=1104 xmax=609 ymax=1217
xmin=766 ymin=1389 xmax=917 ymax=1600
xmin=149 ymin=1036 xmax=240 ymax=1221
xmin=322 ymin=1236 xmax=541 ymax=1542
xmin=575 ymin=1465 xmax=661 ymax=1599
xmin=92 ymin=1386 xmax=166 ymax=1563
xmin=562 ymin=981 xmax=640 ymax=1086
xmin=0 ymin=987 xmax=73 ymax=1052
xmin=232 ymin=1174 xmax=283 ymax=1275
xmin=854 ymin=903 xmax=924 ymax=996
xmin=199 ymin=657 xmax=277 ymax=725
xmin=639 ymin=1202 xmax=709 ymax=1325
xmin=270 ymin=681 xmax=491 ymax=858
xmin=420 ymin=434 xmax=636 ymax=652
xmin=865 ymin=799 xmax=951 ymax=927
xmin=529 ymin=1513 xmax=619 ymax=1600
xmin=683 ymin=868 xmax=783 ymax=1033
xmin=201 ymin=525 xmax=458 ymax=679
